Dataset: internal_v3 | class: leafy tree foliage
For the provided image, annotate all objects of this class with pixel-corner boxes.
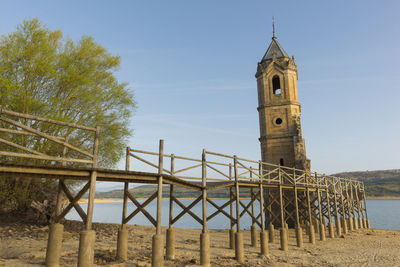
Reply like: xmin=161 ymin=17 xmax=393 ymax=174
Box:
xmin=0 ymin=19 xmax=135 ymax=213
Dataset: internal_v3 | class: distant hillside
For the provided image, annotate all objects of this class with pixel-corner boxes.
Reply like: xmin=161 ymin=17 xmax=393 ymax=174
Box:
xmin=93 ymin=169 xmax=400 ymax=199
xmin=94 ymin=185 xmax=253 ymax=199
xmin=334 ymin=169 xmax=400 ymax=197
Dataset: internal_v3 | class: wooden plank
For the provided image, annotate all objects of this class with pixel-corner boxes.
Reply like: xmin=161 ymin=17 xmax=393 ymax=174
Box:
xmin=173 ymin=163 xmax=202 ymax=174
xmin=0 ymin=165 xmax=91 ymax=177
xmin=0 ymin=137 xmax=47 ymax=156
xmin=0 ymin=128 xmax=63 ymax=140
xmin=129 ymin=153 xmax=171 ymax=174
xmin=0 ymin=115 xmax=94 ymax=158
xmin=0 ymin=108 xmax=96 ymax=131
xmin=205 ymin=163 xmax=230 ymax=179
xmin=0 ymin=151 xmax=93 ymax=164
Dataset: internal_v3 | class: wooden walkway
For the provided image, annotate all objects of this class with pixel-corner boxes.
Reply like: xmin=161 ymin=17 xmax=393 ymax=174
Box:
xmin=0 ymin=108 xmax=370 ymax=267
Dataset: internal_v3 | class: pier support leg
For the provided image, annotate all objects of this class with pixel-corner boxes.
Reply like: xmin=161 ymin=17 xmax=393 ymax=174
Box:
xmin=166 ymin=228 xmax=175 ymax=260
xmin=315 ymin=219 xmax=320 ymax=234
xmin=260 ymin=231 xmax=268 ymax=256
xmin=229 ymin=229 xmax=236 ymax=249
xmin=280 ymin=228 xmax=288 ymax=251
xmin=349 ymin=217 xmax=354 ymax=231
xmin=152 ymin=234 xmax=164 ymax=267
xmin=268 ymin=223 xmax=274 ymax=243
xmin=319 ymin=223 xmax=326 ymax=241
xmin=235 ymin=231 xmax=244 ymax=263
xmin=336 ymin=218 xmax=342 ymax=237
xmin=116 ymin=225 xmax=128 ymax=261
xmin=353 ymin=217 xmax=358 ymax=230
xmin=359 ymin=217 xmax=363 ymax=229
xmin=152 ymin=139 xmax=164 ymax=267
xmin=367 ymin=220 xmax=370 ymax=229
xmin=200 ymin=232 xmax=210 ymax=267
xmin=78 ymin=230 xmax=96 ymax=267
xmin=305 ymin=222 xmax=310 ymax=235
xmin=342 ymin=218 xmax=348 ymax=234
xmin=45 ymin=223 xmax=64 ymax=267
xmin=296 ymin=225 xmax=303 ymax=248
xmin=309 ymin=224 xmax=315 ymax=244
xmin=251 ymin=225 xmax=257 ymax=247
xmin=328 ymin=221 xmax=335 ymax=238
xmin=363 ymin=218 xmax=367 ymax=229
xmin=285 ymin=223 xmax=289 ymax=242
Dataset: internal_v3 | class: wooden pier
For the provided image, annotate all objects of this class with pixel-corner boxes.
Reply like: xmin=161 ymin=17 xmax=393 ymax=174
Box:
xmin=0 ymin=108 xmax=370 ymax=267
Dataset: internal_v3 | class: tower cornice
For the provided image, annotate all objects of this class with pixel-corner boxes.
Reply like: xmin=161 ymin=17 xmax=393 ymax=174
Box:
xmin=257 ymin=101 xmax=301 ymax=111
xmin=255 ymin=57 xmax=297 ymax=78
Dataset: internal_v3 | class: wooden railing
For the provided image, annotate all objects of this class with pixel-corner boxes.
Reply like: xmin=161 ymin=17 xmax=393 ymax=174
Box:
xmin=126 ymin=143 xmax=365 ymax=190
xmin=0 ymin=107 xmax=100 ymax=167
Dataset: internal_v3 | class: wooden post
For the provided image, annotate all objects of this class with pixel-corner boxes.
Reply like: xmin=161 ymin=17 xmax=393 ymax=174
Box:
xmin=122 ymin=147 xmax=130 ymax=224
xmin=121 ymin=182 xmax=129 ymax=221
xmin=362 ymin=183 xmax=370 ymax=228
xmin=169 ymin=155 xmax=175 ymax=228
xmin=354 ymin=182 xmax=363 ymax=229
xmin=324 ymin=177 xmax=334 ymax=238
xmin=278 ymin=166 xmax=288 ymax=251
xmin=317 ymin=187 xmax=326 ymax=241
xmin=229 ymin=163 xmax=235 ymax=249
xmin=294 ymin=169 xmax=303 ymax=247
xmin=200 ymin=149 xmax=210 ymax=266
xmin=332 ymin=181 xmax=341 ymax=236
xmin=166 ymin=154 xmax=175 ymax=260
xmin=54 ymin=136 xmax=69 ymax=218
xmin=250 ymin=167 xmax=257 ymax=248
xmin=152 ymin=139 xmax=164 ymax=267
xmin=46 ymin=137 xmax=69 ymax=267
xmin=234 ymin=156 xmax=244 ymax=263
xmin=306 ymin=173 xmax=315 ymax=244
xmin=294 ymin=170 xmax=300 ymax=227
xmin=78 ymin=126 xmax=100 ymax=267
xmin=117 ymin=147 xmax=130 ymax=260
xmin=156 ymin=140 xmax=164 ymax=234
xmin=344 ymin=179 xmax=354 ymax=231
xmin=85 ymin=126 xmax=100 ymax=230
xmin=339 ymin=180 xmax=348 ymax=234
xmin=259 ymin=162 xmax=268 ymax=256
xmin=349 ymin=181 xmax=358 ymax=230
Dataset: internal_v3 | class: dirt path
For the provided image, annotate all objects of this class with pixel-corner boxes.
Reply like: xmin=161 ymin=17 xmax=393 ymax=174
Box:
xmin=1 ymin=220 xmax=399 ymax=266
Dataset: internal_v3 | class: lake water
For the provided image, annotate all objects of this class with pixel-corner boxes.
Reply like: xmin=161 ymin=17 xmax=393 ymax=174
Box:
xmin=66 ymin=199 xmax=400 ymax=231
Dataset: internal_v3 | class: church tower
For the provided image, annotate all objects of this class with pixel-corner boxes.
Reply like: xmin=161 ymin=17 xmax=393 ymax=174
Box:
xmin=255 ymin=28 xmax=310 ymax=170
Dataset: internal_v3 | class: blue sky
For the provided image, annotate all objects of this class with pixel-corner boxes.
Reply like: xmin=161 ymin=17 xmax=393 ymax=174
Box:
xmin=1 ymin=1 xmax=399 ymax=190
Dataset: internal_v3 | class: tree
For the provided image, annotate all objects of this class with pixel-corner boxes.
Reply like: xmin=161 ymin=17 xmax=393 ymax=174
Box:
xmin=0 ymin=18 xmax=135 ymax=213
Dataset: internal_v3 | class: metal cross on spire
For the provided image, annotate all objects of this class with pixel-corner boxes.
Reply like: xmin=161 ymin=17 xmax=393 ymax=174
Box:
xmin=272 ymin=16 xmax=276 ymax=39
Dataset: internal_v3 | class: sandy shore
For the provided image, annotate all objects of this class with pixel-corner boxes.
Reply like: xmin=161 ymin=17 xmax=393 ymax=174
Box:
xmin=0 ymin=220 xmax=399 ymax=266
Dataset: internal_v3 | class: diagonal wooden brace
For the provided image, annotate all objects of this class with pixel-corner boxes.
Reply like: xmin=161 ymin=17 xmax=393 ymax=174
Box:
xmin=55 ymin=181 xmax=90 ymax=223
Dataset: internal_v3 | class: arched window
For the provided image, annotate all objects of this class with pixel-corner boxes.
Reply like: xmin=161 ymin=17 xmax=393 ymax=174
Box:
xmin=279 ymin=158 xmax=284 ymax=166
xmin=272 ymin=76 xmax=281 ymax=95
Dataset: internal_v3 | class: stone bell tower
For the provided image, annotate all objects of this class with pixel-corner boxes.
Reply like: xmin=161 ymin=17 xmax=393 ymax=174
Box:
xmin=255 ymin=28 xmax=310 ymax=171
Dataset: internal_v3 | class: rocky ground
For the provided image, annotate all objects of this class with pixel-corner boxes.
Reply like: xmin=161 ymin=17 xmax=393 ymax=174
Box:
xmin=0 ymin=219 xmax=399 ymax=267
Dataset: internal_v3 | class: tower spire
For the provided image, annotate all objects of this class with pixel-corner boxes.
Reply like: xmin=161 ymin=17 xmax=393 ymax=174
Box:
xmin=272 ymin=16 xmax=276 ymax=39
